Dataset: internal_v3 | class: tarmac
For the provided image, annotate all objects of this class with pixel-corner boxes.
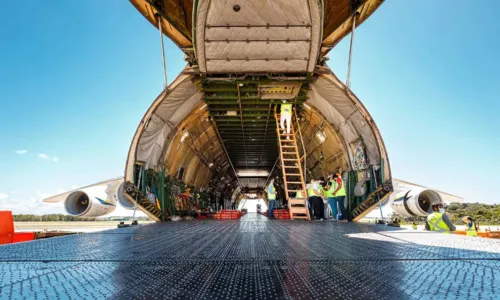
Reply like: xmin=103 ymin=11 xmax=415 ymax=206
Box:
xmin=1 ymin=213 xmax=499 ymax=299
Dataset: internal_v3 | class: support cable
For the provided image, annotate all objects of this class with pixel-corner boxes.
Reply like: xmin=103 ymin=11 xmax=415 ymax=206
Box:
xmin=345 ymin=13 xmax=357 ymax=89
xmin=372 ymin=167 xmax=385 ymax=223
xmin=158 ymin=14 xmax=168 ymax=90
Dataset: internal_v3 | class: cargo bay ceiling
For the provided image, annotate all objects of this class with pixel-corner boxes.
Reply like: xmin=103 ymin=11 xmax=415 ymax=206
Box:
xmin=126 ymin=0 xmax=390 ymax=193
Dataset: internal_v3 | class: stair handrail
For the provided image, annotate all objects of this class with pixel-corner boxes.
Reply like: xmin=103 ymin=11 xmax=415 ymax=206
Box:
xmin=293 ymin=106 xmax=307 ymax=184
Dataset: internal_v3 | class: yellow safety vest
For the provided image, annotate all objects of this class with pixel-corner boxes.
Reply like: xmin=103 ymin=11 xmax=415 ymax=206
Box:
xmin=325 ymin=180 xmax=337 ymax=197
xmin=267 ymin=184 xmax=276 ymax=200
xmin=307 ymin=185 xmax=315 ymax=197
xmin=281 ymin=103 xmax=292 ymax=115
xmin=426 ymin=212 xmax=451 ymax=233
xmin=296 ymin=190 xmax=304 ymax=198
xmin=411 ymin=223 xmax=417 ymax=230
xmin=334 ymin=178 xmax=346 ymax=197
xmin=465 ymin=222 xmax=477 ymax=237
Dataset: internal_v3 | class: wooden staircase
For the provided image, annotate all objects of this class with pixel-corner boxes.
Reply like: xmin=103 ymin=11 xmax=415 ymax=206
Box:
xmin=274 ymin=108 xmax=310 ymax=220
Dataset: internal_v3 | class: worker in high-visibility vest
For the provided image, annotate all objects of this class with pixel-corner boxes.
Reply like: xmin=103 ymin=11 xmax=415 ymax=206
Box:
xmin=280 ymin=100 xmax=293 ymax=139
xmin=425 ymin=203 xmax=456 ymax=233
xmin=411 ymin=222 xmax=418 ymax=230
xmin=267 ymin=179 xmax=276 ymax=219
xmin=332 ymin=173 xmax=347 ymax=221
xmin=307 ymin=178 xmax=324 ymax=220
xmin=325 ymin=173 xmax=337 ymax=220
xmin=462 ymin=216 xmax=478 ymax=237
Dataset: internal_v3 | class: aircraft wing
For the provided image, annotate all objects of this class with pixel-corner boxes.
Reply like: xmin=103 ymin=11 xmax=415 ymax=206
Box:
xmin=42 ymin=177 xmax=123 ymax=203
xmin=392 ymin=178 xmax=464 ymax=203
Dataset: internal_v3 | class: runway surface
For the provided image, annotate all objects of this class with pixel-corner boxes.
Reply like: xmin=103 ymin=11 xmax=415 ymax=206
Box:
xmin=1 ymin=213 xmax=499 ymax=299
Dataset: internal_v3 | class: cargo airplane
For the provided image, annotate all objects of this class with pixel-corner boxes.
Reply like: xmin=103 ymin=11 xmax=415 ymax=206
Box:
xmin=44 ymin=0 xmax=463 ymax=221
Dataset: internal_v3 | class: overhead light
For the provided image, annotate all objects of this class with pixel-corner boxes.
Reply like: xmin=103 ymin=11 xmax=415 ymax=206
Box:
xmin=316 ymin=131 xmax=326 ymax=144
xmin=303 ymin=103 xmax=311 ymax=110
xmin=236 ymin=169 xmax=270 ymax=177
xmin=180 ymin=131 xmax=189 ymax=143
xmin=227 ymin=111 xmax=237 ymax=116
xmin=209 ymin=163 xmax=214 ymax=167
xmin=199 ymin=104 xmax=207 ymax=110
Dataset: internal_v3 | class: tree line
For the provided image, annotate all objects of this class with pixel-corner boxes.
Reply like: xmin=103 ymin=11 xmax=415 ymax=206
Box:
xmin=445 ymin=202 xmax=500 ymax=225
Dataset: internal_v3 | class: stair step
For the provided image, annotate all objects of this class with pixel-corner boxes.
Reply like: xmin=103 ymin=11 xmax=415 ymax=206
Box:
xmin=282 ymin=146 xmax=295 ymax=148
xmin=286 ymin=181 xmax=303 ymax=184
xmin=290 ymin=207 xmax=309 ymax=214
xmin=280 ymin=134 xmax=295 ymax=136
xmin=291 ymin=216 xmax=309 ymax=220
xmin=283 ymin=152 xmax=296 ymax=154
xmin=284 ymin=166 xmax=299 ymax=168
xmin=289 ymin=199 xmax=307 ymax=205
xmin=285 ymin=173 xmax=301 ymax=176
xmin=287 ymin=189 xmax=304 ymax=192
xmin=282 ymin=159 xmax=298 ymax=161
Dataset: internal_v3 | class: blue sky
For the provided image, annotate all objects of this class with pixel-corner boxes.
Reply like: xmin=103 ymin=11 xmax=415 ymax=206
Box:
xmin=0 ymin=1 xmax=498 ymax=214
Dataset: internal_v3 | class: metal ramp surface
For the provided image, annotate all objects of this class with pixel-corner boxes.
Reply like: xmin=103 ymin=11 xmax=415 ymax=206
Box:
xmin=1 ymin=213 xmax=499 ymax=299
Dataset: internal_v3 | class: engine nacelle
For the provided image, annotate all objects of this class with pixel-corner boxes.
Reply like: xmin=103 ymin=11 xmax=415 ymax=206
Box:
xmin=115 ymin=182 xmax=135 ymax=209
xmin=64 ymin=186 xmax=117 ymax=217
xmin=390 ymin=187 xmax=442 ymax=217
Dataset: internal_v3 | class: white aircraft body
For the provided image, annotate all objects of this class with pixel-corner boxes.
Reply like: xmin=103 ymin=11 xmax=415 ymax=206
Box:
xmin=44 ymin=176 xmax=462 ymax=219
xmin=43 ymin=178 xmax=138 ymax=218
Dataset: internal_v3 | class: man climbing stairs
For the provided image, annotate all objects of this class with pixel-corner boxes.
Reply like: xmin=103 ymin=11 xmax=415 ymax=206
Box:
xmin=274 ymin=106 xmax=310 ymax=220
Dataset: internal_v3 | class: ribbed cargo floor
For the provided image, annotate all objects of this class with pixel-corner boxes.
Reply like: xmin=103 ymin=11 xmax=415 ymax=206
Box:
xmin=1 ymin=213 xmax=499 ymax=299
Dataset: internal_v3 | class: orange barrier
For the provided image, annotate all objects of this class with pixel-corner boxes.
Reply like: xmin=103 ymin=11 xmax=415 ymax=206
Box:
xmin=258 ymin=209 xmax=291 ymax=219
xmin=13 ymin=232 xmax=36 ymax=242
xmin=0 ymin=211 xmax=36 ymax=244
xmin=454 ymin=230 xmax=500 ymax=238
xmin=273 ymin=209 xmax=291 ymax=220
xmin=0 ymin=211 xmax=15 ymax=245
xmin=212 ymin=210 xmax=242 ymax=220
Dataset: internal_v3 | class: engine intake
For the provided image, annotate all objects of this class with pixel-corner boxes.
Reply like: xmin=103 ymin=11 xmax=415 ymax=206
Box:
xmin=391 ymin=188 xmax=442 ymax=217
xmin=65 ymin=191 xmax=91 ymax=216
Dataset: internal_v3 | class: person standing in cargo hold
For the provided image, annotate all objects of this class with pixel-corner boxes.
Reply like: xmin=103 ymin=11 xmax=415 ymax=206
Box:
xmin=267 ymin=179 xmax=276 ymax=219
xmin=332 ymin=173 xmax=347 ymax=221
xmin=325 ymin=173 xmax=337 ymax=220
xmin=307 ymin=178 xmax=324 ymax=220
xmin=425 ymin=202 xmax=456 ymax=232
xmin=280 ymin=100 xmax=292 ymax=139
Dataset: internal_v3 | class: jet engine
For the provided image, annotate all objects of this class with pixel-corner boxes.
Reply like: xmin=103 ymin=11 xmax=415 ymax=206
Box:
xmin=115 ymin=182 xmax=135 ymax=209
xmin=390 ymin=187 xmax=442 ymax=217
xmin=64 ymin=186 xmax=117 ymax=217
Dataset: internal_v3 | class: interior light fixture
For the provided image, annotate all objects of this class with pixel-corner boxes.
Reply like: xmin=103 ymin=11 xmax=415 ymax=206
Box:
xmin=180 ymin=131 xmax=189 ymax=143
xmin=316 ymin=131 xmax=326 ymax=144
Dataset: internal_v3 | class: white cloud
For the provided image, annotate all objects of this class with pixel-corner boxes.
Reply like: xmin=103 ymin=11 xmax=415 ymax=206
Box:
xmin=10 ymin=191 xmax=18 ymax=195
xmin=0 ymin=193 xmax=9 ymax=200
xmin=0 ymin=196 xmax=64 ymax=215
xmin=38 ymin=153 xmax=49 ymax=160
xmin=38 ymin=153 xmax=59 ymax=162
xmin=15 ymin=149 xmax=28 ymax=155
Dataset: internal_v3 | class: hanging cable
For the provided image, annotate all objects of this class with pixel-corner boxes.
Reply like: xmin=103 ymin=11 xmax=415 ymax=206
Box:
xmin=157 ymin=14 xmax=168 ymax=90
xmin=345 ymin=13 xmax=357 ymax=89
